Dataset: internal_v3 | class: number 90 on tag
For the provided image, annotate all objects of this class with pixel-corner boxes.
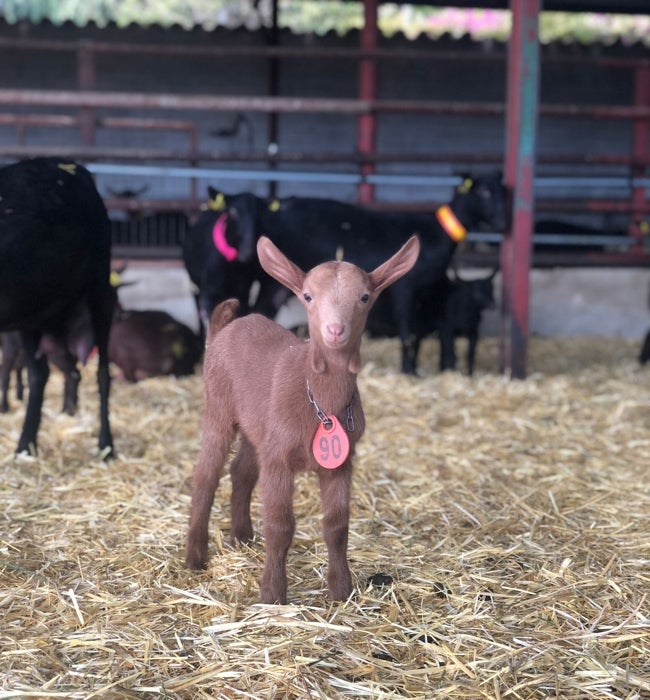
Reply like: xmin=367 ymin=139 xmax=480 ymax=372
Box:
xmin=312 ymin=415 xmax=350 ymax=469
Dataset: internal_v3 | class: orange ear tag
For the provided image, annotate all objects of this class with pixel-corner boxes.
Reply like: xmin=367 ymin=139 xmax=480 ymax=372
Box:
xmin=312 ymin=416 xmax=350 ymax=469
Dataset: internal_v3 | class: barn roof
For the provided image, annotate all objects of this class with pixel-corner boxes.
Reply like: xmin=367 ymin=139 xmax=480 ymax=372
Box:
xmin=1 ymin=16 xmax=649 ymax=51
xmin=0 ymin=3 xmax=648 ymax=47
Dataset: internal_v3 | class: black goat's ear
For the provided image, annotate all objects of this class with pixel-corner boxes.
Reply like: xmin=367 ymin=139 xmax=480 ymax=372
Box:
xmin=369 ymin=235 xmax=420 ymax=295
xmin=207 ymin=187 xmax=226 ymax=211
xmin=257 ymin=236 xmax=306 ymax=296
xmin=457 ymin=176 xmax=474 ymax=194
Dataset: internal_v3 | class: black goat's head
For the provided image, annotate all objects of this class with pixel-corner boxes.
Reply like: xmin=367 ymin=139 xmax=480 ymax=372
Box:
xmin=454 ymin=172 xmax=509 ymax=233
xmin=206 ymin=187 xmax=261 ymax=264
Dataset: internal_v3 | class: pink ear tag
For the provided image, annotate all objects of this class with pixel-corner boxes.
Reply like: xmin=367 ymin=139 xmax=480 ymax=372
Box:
xmin=312 ymin=416 xmax=350 ymax=469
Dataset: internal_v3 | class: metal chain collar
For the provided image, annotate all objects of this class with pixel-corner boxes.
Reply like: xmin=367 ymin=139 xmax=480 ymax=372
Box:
xmin=306 ymin=381 xmax=355 ymax=432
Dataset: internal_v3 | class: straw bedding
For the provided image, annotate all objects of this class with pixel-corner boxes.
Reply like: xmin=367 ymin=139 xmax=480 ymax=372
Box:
xmin=1 ymin=336 xmax=648 ymax=699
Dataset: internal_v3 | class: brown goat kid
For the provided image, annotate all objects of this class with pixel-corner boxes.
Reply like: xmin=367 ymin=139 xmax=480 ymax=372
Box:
xmin=185 ymin=234 xmax=420 ymax=604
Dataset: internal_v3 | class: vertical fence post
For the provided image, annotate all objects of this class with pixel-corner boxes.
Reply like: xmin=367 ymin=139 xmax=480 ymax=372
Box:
xmin=499 ymin=0 xmax=541 ymax=379
xmin=267 ymin=0 xmax=280 ymax=199
xmin=631 ymin=66 xmax=650 ymax=247
xmin=357 ymin=0 xmax=378 ymax=204
xmin=77 ymin=41 xmax=96 ymax=147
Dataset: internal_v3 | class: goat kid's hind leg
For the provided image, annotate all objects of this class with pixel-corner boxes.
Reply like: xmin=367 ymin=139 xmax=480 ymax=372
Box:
xmin=259 ymin=463 xmax=295 ymax=604
xmin=318 ymin=463 xmax=353 ymax=601
xmin=230 ymin=436 xmax=259 ymax=544
xmin=185 ymin=424 xmax=235 ymax=570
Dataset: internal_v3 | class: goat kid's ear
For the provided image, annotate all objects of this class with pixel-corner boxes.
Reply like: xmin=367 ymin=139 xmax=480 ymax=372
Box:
xmin=369 ymin=235 xmax=420 ymax=294
xmin=257 ymin=236 xmax=306 ymax=296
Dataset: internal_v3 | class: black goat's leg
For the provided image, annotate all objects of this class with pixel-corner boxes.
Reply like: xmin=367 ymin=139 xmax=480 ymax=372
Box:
xmin=17 ymin=331 xmax=48 ymax=455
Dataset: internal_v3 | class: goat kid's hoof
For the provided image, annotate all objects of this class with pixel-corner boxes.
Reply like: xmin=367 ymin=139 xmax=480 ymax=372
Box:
xmin=328 ymin=577 xmax=353 ymax=601
xmin=184 ymin=553 xmax=209 ymax=571
xmin=260 ymin=591 xmax=288 ymax=605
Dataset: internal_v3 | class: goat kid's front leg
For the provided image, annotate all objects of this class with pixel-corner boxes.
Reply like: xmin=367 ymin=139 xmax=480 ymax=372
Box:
xmin=318 ymin=463 xmax=353 ymax=601
xmin=230 ymin=436 xmax=259 ymax=544
xmin=259 ymin=464 xmax=295 ymax=604
xmin=185 ymin=426 xmax=234 ymax=570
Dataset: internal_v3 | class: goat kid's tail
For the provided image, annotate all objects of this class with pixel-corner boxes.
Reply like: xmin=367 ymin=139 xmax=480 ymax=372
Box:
xmin=207 ymin=299 xmax=240 ymax=343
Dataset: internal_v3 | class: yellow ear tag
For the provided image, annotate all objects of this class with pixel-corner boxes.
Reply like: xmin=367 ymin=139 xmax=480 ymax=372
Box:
xmin=335 ymin=246 xmax=344 ymax=262
xmin=640 ymin=220 xmax=650 ymax=236
xmin=171 ymin=340 xmax=186 ymax=359
xmin=57 ymin=163 xmax=77 ymax=175
xmin=268 ymin=199 xmax=280 ymax=212
xmin=208 ymin=193 xmax=226 ymax=211
xmin=458 ymin=178 xmax=473 ymax=194
xmin=110 ymin=271 xmax=122 ymax=287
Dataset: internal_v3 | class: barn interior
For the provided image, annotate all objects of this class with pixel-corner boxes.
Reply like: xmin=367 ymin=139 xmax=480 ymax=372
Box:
xmin=1 ymin=3 xmax=649 ymax=699
xmin=0 ymin=0 xmax=649 ymax=375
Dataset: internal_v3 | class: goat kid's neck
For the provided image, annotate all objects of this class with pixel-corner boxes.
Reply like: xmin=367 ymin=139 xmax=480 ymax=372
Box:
xmin=304 ymin=343 xmax=359 ymax=414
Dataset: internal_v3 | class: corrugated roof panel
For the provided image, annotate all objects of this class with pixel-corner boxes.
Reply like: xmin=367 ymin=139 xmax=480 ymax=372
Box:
xmin=0 ymin=11 xmax=648 ymax=49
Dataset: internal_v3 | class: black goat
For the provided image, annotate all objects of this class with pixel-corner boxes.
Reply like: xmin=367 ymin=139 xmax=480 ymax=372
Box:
xmin=182 ymin=173 xmax=507 ymax=374
xmin=0 ymin=157 xmax=114 ymax=457
xmin=433 ymin=268 xmax=498 ymax=375
xmin=1 ymin=331 xmax=81 ymax=415
xmin=640 ymin=330 xmax=650 ymax=366
xmin=368 ymin=267 xmax=497 ymax=375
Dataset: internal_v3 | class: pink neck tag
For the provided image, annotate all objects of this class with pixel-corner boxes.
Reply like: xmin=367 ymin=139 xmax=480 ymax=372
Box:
xmin=312 ymin=415 xmax=350 ymax=469
xmin=212 ymin=213 xmax=238 ymax=261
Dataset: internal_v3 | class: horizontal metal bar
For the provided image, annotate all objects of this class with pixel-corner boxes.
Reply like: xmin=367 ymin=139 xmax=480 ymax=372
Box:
xmin=87 ymin=162 xmax=363 ymax=184
xmin=0 ymin=37 xmax=648 ymax=71
xmin=4 ymin=142 xmax=650 ymax=168
xmin=535 ymin=177 xmax=650 ymax=188
xmin=2 ymin=89 xmax=650 ymax=120
xmin=459 ymin=250 xmax=650 ymax=269
xmin=84 ymin=163 xmax=650 ymax=191
xmin=467 ymin=232 xmax=640 ymax=247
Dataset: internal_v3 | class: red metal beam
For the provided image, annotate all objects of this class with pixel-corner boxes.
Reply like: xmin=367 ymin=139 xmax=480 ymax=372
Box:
xmin=499 ymin=0 xmax=541 ymax=380
xmin=1 ymin=37 xmax=648 ymax=71
xmin=3 ymin=89 xmax=650 ymax=121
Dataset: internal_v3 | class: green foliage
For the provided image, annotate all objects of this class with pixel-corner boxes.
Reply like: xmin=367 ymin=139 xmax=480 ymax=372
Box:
xmin=0 ymin=0 xmax=647 ymax=45
xmin=280 ymin=1 xmax=363 ymax=35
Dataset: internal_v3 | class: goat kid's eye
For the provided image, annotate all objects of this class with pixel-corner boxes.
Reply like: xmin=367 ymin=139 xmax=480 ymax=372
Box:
xmin=304 ymin=292 xmax=312 ymax=303
xmin=360 ymin=293 xmax=370 ymax=304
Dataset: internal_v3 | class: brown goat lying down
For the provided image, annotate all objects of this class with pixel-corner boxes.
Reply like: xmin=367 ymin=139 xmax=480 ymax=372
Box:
xmin=185 ymin=234 xmax=420 ymax=604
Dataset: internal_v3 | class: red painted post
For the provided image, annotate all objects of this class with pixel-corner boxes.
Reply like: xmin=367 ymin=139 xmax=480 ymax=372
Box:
xmin=357 ymin=0 xmax=378 ymax=204
xmin=631 ymin=66 xmax=650 ymax=247
xmin=77 ymin=41 xmax=96 ymax=147
xmin=499 ymin=0 xmax=540 ymax=379
xmin=267 ymin=0 xmax=280 ymax=199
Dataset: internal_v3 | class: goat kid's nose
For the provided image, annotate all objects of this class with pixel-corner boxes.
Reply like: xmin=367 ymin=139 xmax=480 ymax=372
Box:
xmin=326 ymin=323 xmax=345 ymax=339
